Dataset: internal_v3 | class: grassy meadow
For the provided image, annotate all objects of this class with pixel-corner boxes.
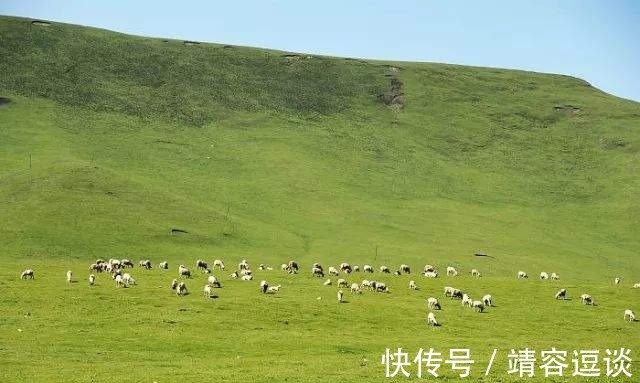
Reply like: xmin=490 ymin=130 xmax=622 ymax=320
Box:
xmin=0 ymin=15 xmax=639 ymax=382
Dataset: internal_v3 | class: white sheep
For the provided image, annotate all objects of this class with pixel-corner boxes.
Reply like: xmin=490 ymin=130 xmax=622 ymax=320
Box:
xmin=241 ymin=275 xmax=253 ymax=281
xmin=337 ymin=290 xmax=344 ymax=303
xmin=471 ymin=300 xmax=485 ymax=313
xmin=471 ymin=269 xmax=481 ymax=277
xmin=121 ymin=259 xmax=134 ymax=268
xmin=207 ymin=275 xmax=221 ymax=288
xmin=114 ymin=274 xmax=124 ymax=288
xmin=550 ymin=272 xmax=559 ymax=280
xmin=88 ymin=274 xmax=96 ymax=285
xmin=423 ymin=271 xmax=438 ymax=278
xmin=267 ymin=285 xmax=282 ymax=294
xmin=461 ymin=293 xmax=472 ymax=307
xmin=66 ymin=270 xmax=73 ymax=283
xmin=340 ymin=263 xmax=352 ymax=274
xmin=427 ymin=312 xmax=438 ymax=326
xmin=444 ymin=286 xmax=462 ymax=299
xmin=230 ymin=271 xmax=238 ymax=279
xmin=353 ymin=265 xmax=360 ymax=272
xmin=580 ymin=294 xmax=594 ymax=305
xmin=555 ymin=288 xmax=567 ymax=300
xmin=375 ymin=282 xmax=389 ymax=293
xmin=260 ymin=280 xmax=268 ymax=293
xmin=517 ymin=271 xmax=528 ymax=279
xmin=170 ymin=279 xmax=178 ymax=290
xmin=213 ymin=259 xmax=225 ymax=270
xmin=624 ymin=309 xmax=636 ymax=322
xmin=337 ymin=278 xmax=349 ymax=288
xmin=240 ymin=269 xmax=252 ymax=276
xmin=203 ymin=284 xmax=213 ymax=297
xmin=20 ymin=269 xmax=34 ymax=279
xmin=178 ymin=265 xmax=191 ymax=278
xmin=363 ymin=265 xmax=374 ymax=273
xmin=361 ymin=280 xmax=372 ymax=290
xmin=615 ymin=277 xmax=621 ymax=285
xmin=176 ymin=282 xmax=187 ymax=296
xmin=312 ymin=267 xmax=324 ymax=278
xmin=239 ymin=259 xmax=249 ymax=270
xmin=540 ymin=272 xmax=549 ymax=280
xmin=158 ymin=261 xmax=169 ymax=270
xmin=380 ymin=265 xmax=390 ymax=273
xmin=633 ymin=283 xmax=640 ymax=289
xmin=280 ymin=263 xmax=289 ymax=272
xmin=139 ymin=260 xmax=152 ymax=269
xmin=423 ymin=265 xmax=436 ymax=273
xmin=122 ymin=273 xmax=135 ymax=286
xmin=446 ymin=266 xmax=458 ymax=277
xmin=482 ymin=294 xmax=493 ymax=307
xmin=323 ymin=278 xmax=332 ymax=286
xmin=350 ymin=283 xmax=361 ymax=294
xmin=427 ymin=297 xmax=441 ymax=310
xmin=399 ymin=264 xmax=411 ymax=274
xmin=328 ymin=266 xmax=339 ymax=276
xmin=409 ymin=280 xmax=417 ymax=290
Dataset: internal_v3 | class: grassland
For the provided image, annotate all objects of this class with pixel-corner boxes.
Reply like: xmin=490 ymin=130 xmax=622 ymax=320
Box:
xmin=0 ymin=15 xmax=639 ymax=382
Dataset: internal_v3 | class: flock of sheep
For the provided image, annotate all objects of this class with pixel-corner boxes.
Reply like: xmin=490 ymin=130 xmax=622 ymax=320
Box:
xmin=18 ymin=259 xmax=638 ymax=325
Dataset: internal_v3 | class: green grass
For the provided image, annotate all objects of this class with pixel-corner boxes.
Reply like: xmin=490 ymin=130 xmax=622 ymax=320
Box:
xmin=0 ymin=15 xmax=639 ymax=382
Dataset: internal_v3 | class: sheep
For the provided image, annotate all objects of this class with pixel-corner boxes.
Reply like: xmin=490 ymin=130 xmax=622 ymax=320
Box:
xmin=267 ymin=285 xmax=282 ymax=294
xmin=350 ymin=283 xmax=362 ymax=294
xmin=95 ymin=259 xmax=105 ymax=265
xmin=540 ymin=272 xmax=549 ymax=280
xmin=203 ymin=284 xmax=213 ymax=298
xmin=337 ymin=278 xmax=349 ymax=288
xmin=394 ymin=270 xmax=402 ymax=276
xmin=114 ymin=274 xmax=125 ymax=288
xmin=363 ymin=265 xmax=374 ymax=273
xmin=328 ymin=266 xmax=339 ymax=276
xmin=170 ymin=279 xmax=178 ymax=290
xmin=87 ymin=274 xmax=95 ymax=285
xmin=89 ymin=263 xmax=101 ymax=272
xmin=423 ymin=271 xmax=438 ymax=278
xmin=471 ymin=300 xmax=485 ymax=313
xmin=446 ymin=266 xmax=458 ymax=277
xmin=615 ymin=277 xmax=621 ymax=285
xmin=239 ymin=259 xmax=249 ymax=270
xmin=122 ymin=273 xmax=136 ymax=286
xmin=240 ymin=269 xmax=252 ymax=277
xmin=550 ymin=272 xmax=559 ymax=280
xmin=482 ymin=294 xmax=493 ymax=307
xmin=323 ymin=279 xmax=332 ymax=286
xmin=139 ymin=260 xmax=152 ymax=269
xmin=427 ymin=297 xmax=441 ymax=310
xmin=66 ymin=270 xmax=73 ymax=283
xmin=624 ymin=309 xmax=636 ymax=322
xmin=178 ymin=265 xmax=191 ymax=278
xmin=471 ymin=269 xmax=481 ymax=277
xmin=361 ymin=280 xmax=372 ymax=290
xmin=196 ymin=259 xmax=208 ymax=271
xmin=337 ymin=290 xmax=344 ymax=303
xmin=20 ymin=269 xmax=34 ymax=280
xmin=580 ymin=294 xmax=594 ymax=305
xmin=260 ymin=280 xmax=268 ymax=293
xmin=380 ymin=265 xmax=390 ymax=274
xmin=121 ymin=259 xmax=134 ymax=268
xmin=427 ymin=312 xmax=438 ymax=326
xmin=423 ymin=265 xmax=436 ymax=273
xmin=399 ymin=264 xmax=411 ymax=274
xmin=280 ymin=263 xmax=289 ymax=272
xmin=230 ymin=271 xmax=239 ymax=279
xmin=176 ymin=282 xmax=188 ymax=296
xmin=159 ymin=261 xmax=169 ymax=270
xmin=461 ymin=294 xmax=472 ymax=307
xmin=340 ymin=263 xmax=352 ymax=274
xmin=241 ymin=275 xmax=253 ymax=281
xmin=353 ymin=265 xmax=360 ymax=272
xmin=207 ymin=275 xmax=221 ymax=288
xmin=409 ymin=280 xmax=417 ymax=290
xmin=213 ymin=259 xmax=225 ymax=270
xmin=111 ymin=269 xmax=122 ymax=279
xmin=287 ymin=261 xmax=299 ymax=274
xmin=517 ymin=271 xmax=528 ymax=279
xmin=634 ymin=283 xmax=640 ymax=289
xmin=375 ymin=282 xmax=389 ymax=293
xmin=312 ymin=266 xmax=324 ymax=278
xmin=258 ymin=264 xmax=266 ymax=270
xmin=444 ymin=286 xmax=463 ymax=299
xmin=555 ymin=288 xmax=567 ymax=300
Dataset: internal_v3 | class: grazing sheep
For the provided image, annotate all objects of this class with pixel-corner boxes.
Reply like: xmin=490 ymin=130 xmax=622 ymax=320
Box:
xmin=380 ymin=265 xmax=390 ymax=274
xmin=240 ymin=269 xmax=252 ymax=276
xmin=328 ymin=266 xmax=339 ymax=276
xmin=20 ymin=269 xmax=34 ymax=280
xmin=633 ymin=283 xmax=640 ymax=289
xmin=239 ymin=259 xmax=249 ymax=270
xmin=615 ymin=277 xmax=621 ymax=285
xmin=122 ymin=273 xmax=136 ymax=286
xmin=471 ymin=300 xmax=485 ymax=313
xmin=409 ymin=280 xmax=417 ymax=290
xmin=375 ymin=282 xmax=389 ymax=293
xmin=196 ymin=259 xmax=208 ymax=271
xmin=323 ymin=279 xmax=332 ymax=286
xmin=170 ymin=279 xmax=178 ymax=290
xmin=394 ymin=270 xmax=401 ymax=276
xmin=423 ymin=271 xmax=438 ymax=278
xmin=89 ymin=263 xmax=101 ymax=272
xmin=350 ymin=283 xmax=362 ymax=294
xmin=363 ymin=265 xmax=374 ymax=273
xmin=312 ymin=267 xmax=324 ymax=278
xmin=624 ymin=309 xmax=636 ymax=322
xmin=178 ymin=265 xmax=191 ymax=278
xmin=66 ymin=270 xmax=73 ymax=283
xmin=471 ymin=269 xmax=481 ymax=277
xmin=353 ymin=265 xmax=360 ymax=272
xmin=260 ymin=280 xmax=268 ymax=293
xmin=427 ymin=297 xmax=441 ymax=310
xmin=337 ymin=278 xmax=349 ymax=288
xmin=461 ymin=293 xmax=472 ymax=307
xmin=340 ymin=263 xmax=352 ymax=274
xmin=87 ymin=274 xmax=95 ymax=285
xmin=427 ymin=312 xmax=438 ymax=326
xmin=114 ymin=274 xmax=125 ymax=288
xmin=550 ymin=272 xmax=559 ymax=280
xmin=361 ymin=280 xmax=373 ymax=290
xmin=580 ymin=294 xmax=594 ymax=305
xmin=399 ymin=264 xmax=411 ymax=274
xmin=443 ymin=286 xmax=463 ymax=299
xmin=121 ymin=259 xmax=134 ymax=268
xmin=95 ymin=259 xmax=105 ymax=265
xmin=482 ymin=294 xmax=493 ymax=307
xmin=230 ymin=271 xmax=239 ymax=279
xmin=203 ymin=284 xmax=213 ymax=297
xmin=517 ymin=271 xmax=528 ymax=279
xmin=266 ymin=285 xmax=281 ymax=294
xmin=139 ymin=260 xmax=152 ymax=269
xmin=241 ymin=275 xmax=253 ymax=281
xmin=158 ymin=261 xmax=169 ymax=270
xmin=280 ymin=263 xmax=289 ymax=272
xmin=213 ymin=259 xmax=225 ymax=270
xmin=540 ymin=272 xmax=549 ymax=280
xmin=207 ymin=275 xmax=221 ymax=288
xmin=111 ymin=269 xmax=122 ymax=279
xmin=176 ymin=282 xmax=188 ymax=296
xmin=337 ymin=290 xmax=344 ymax=303
xmin=423 ymin=265 xmax=436 ymax=273
xmin=288 ymin=260 xmax=299 ymax=274
xmin=555 ymin=288 xmax=567 ymax=300
xmin=446 ymin=266 xmax=458 ymax=277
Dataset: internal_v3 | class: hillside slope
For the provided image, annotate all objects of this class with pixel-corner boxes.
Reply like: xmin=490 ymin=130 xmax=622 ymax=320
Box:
xmin=1 ymin=15 xmax=639 ymax=278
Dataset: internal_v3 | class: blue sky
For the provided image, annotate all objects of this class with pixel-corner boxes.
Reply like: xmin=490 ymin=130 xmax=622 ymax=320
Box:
xmin=2 ymin=0 xmax=639 ymax=101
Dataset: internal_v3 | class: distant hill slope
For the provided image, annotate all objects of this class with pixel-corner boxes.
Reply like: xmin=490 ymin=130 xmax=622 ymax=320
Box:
xmin=1 ymin=15 xmax=639 ymax=279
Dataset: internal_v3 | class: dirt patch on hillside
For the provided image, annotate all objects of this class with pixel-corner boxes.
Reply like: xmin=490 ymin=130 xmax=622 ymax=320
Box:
xmin=599 ymin=137 xmax=629 ymax=150
xmin=378 ymin=77 xmax=404 ymax=109
xmin=31 ymin=20 xmax=51 ymax=27
xmin=554 ymin=104 xmax=581 ymax=114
